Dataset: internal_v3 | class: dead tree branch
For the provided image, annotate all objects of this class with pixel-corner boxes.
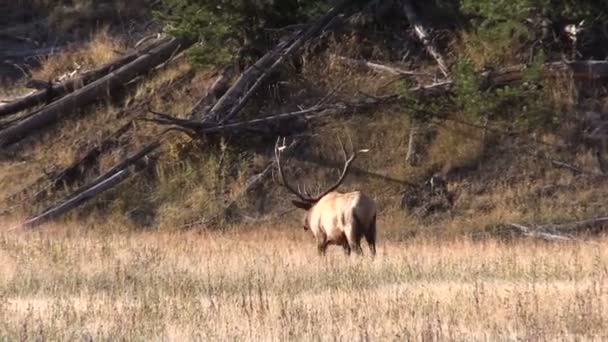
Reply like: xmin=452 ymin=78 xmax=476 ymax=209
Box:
xmin=401 ymin=0 xmax=449 ymax=78
xmin=507 ymin=215 xmax=608 ymax=242
xmin=190 ymin=67 xmax=235 ymax=120
xmin=20 ymin=169 xmax=131 ymax=229
xmin=507 ymin=223 xmax=574 ymax=241
xmin=147 ymin=104 xmax=341 ymax=134
xmin=18 ymin=140 xmax=162 ymax=229
xmin=205 ymin=0 xmax=354 ymax=124
xmin=0 ymin=37 xmax=169 ymax=118
xmin=0 ymin=37 xmax=192 ymax=147
xmin=330 ymin=54 xmax=432 ymax=77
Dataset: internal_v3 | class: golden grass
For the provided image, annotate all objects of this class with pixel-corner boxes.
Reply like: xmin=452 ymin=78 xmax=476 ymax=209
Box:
xmin=0 ymin=224 xmax=607 ymax=341
xmin=31 ymin=28 xmax=126 ymax=82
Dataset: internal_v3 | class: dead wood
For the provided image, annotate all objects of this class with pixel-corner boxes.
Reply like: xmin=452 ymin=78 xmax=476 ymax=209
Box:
xmin=405 ymin=118 xmax=423 ymax=166
xmin=481 ymin=61 xmax=608 ymax=89
xmin=205 ymin=0 xmax=354 ymax=125
xmin=507 ymin=216 xmax=608 ymax=241
xmin=544 ymin=217 xmax=608 ymax=233
xmin=31 ymin=121 xmax=133 ymax=201
xmin=0 ymin=37 xmax=168 ymax=118
xmin=507 ymin=223 xmax=574 ymax=241
xmin=401 ymin=0 xmax=450 ymax=167
xmin=330 ymin=54 xmax=431 ymax=77
xmin=18 ymin=140 xmax=162 ymax=229
xmin=401 ymin=0 xmax=449 ymax=78
xmin=20 ymin=169 xmax=131 ymax=229
xmin=0 ymin=37 xmax=192 ymax=147
xmin=148 ymin=104 xmax=340 ymax=134
xmin=189 ymin=67 xmax=235 ymax=120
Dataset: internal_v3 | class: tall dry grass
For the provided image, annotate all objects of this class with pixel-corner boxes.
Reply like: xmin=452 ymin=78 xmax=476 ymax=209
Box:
xmin=1 ymin=223 xmax=607 ymax=341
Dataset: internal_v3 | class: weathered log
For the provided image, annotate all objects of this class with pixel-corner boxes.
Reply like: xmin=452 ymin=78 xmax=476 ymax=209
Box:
xmin=0 ymin=37 xmax=168 ymax=118
xmin=546 ymin=60 xmax=608 ymax=80
xmin=18 ymin=140 xmax=161 ymax=229
xmin=20 ymin=169 xmax=131 ymax=229
xmin=203 ymin=37 xmax=297 ymax=123
xmin=401 ymin=0 xmax=450 ymax=167
xmin=507 ymin=223 xmax=574 ymax=241
xmin=0 ymin=37 xmax=192 ymax=147
xmin=190 ymin=67 xmax=235 ymax=120
xmin=34 ymin=121 xmax=133 ymax=198
xmin=394 ymin=60 xmax=608 ymax=98
xmin=507 ymin=216 xmax=608 ymax=241
xmin=546 ymin=217 xmax=608 ymax=233
xmin=401 ymin=0 xmax=449 ymax=78
xmin=405 ymin=118 xmax=422 ymax=166
xmin=330 ymin=54 xmax=430 ymax=77
xmin=148 ymin=104 xmax=339 ymax=133
xmin=206 ymin=0 xmax=355 ymax=124
xmin=481 ymin=61 xmax=608 ymax=89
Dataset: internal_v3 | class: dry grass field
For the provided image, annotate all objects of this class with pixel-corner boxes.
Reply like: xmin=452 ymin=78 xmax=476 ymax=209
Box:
xmin=1 ymin=223 xmax=607 ymax=341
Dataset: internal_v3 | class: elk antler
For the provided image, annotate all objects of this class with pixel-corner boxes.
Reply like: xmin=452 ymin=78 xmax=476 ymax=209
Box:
xmin=309 ymin=138 xmax=368 ymax=201
xmin=274 ymin=136 xmax=369 ymax=203
xmin=274 ymin=137 xmax=312 ymax=202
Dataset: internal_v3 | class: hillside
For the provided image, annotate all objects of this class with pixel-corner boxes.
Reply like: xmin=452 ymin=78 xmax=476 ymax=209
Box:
xmin=1 ymin=0 xmax=608 ymax=239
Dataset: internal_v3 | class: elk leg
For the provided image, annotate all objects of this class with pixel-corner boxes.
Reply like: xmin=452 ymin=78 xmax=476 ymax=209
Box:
xmin=349 ymin=241 xmax=363 ymax=256
xmin=316 ymin=231 xmax=328 ymax=256
xmin=347 ymin=232 xmax=363 ymax=256
xmin=348 ymin=214 xmax=364 ymax=256
xmin=364 ymin=214 xmax=377 ymax=257
xmin=342 ymin=241 xmax=351 ymax=256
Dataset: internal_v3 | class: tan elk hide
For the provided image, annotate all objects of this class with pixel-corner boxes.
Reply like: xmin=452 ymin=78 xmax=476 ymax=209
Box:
xmin=274 ymin=137 xmax=377 ymax=256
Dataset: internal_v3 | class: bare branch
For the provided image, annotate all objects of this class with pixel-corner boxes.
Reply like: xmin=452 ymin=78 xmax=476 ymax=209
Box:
xmin=507 ymin=223 xmax=574 ymax=242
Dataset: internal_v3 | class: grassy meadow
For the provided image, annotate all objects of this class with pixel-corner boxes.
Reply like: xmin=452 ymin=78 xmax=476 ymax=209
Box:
xmin=1 ymin=223 xmax=607 ymax=341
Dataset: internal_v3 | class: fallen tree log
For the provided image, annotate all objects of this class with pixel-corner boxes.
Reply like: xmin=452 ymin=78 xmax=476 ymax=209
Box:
xmin=0 ymin=37 xmax=168 ymax=118
xmin=482 ymin=60 xmax=608 ymax=89
xmin=190 ymin=67 xmax=235 ymax=120
xmin=389 ymin=60 xmax=608 ymax=97
xmin=544 ymin=216 xmax=608 ymax=233
xmin=401 ymin=0 xmax=449 ymax=78
xmin=18 ymin=139 xmax=162 ymax=229
xmin=330 ymin=54 xmax=431 ymax=77
xmin=19 ymin=169 xmax=131 ymax=229
xmin=401 ymin=0 xmax=450 ymax=166
xmin=506 ymin=216 xmax=608 ymax=241
xmin=148 ymin=104 xmax=340 ymax=133
xmin=28 ymin=121 xmax=133 ymax=202
xmin=206 ymin=0 xmax=355 ymax=124
xmin=507 ymin=223 xmax=574 ymax=242
xmin=0 ymin=37 xmax=192 ymax=147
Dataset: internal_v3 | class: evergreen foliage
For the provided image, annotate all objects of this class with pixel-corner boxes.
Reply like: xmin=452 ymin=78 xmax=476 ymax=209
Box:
xmin=156 ymin=0 xmax=330 ymax=66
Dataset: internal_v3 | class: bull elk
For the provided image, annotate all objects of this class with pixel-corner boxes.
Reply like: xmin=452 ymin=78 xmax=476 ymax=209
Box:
xmin=274 ymin=137 xmax=377 ymax=256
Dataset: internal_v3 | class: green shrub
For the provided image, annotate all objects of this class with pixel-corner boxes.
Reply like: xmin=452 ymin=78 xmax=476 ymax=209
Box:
xmin=156 ymin=0 xmax=330 ymax=66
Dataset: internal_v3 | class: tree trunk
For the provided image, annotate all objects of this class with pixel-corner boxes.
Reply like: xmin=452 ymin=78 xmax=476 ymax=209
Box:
xmin=405 ymin=117 xmax=422 ymax=166
xmin=0 ymin=37 xmax=168 ymax=118
xmin=21 ymin=169 xmax=131 ymax=228
xmin=0 ymin=37 xmax=191 ymax=147
xmin=401 ymin=0 xmax=449 ymax=78
xmin=20 ymin=140 xmax=161 ymax=229
xmin=206 ymin=0 xmax=354 ymax=124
